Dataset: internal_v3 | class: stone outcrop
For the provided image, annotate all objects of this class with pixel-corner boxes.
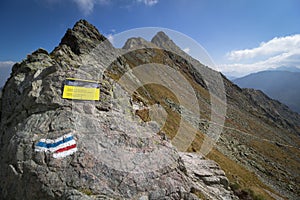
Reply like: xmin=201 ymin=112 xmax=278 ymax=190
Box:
xmin=180 ymin=153 xmax=236 ymax=200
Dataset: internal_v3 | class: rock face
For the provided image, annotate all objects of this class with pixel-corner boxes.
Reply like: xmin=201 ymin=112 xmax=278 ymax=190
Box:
xmin=0 ymin=20 xmax=237 ymax=200
xmin=151 ymin=31 xmax=185 ymax=56
xmin=180 ymin=153 xmax=233 ymax=199
xmin=60 ymin=19 xmax=108 ymax=55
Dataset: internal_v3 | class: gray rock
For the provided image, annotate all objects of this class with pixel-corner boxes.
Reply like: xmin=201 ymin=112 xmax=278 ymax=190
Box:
xmin=179 ymin=152 xmax=238 ymax=200
xmin=202 ymin=176 xmax=220 ymax=185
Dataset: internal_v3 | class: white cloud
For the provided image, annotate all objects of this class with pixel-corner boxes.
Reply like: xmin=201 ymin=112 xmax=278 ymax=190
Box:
xmin=73 ymin=0 xmax=94 ymax=15
xmin=183 ymin=47 xmax=190 ymax=54
xmin=227 ymin=34 xmax=300 ymax=61
xmin=73 ymin=0 xmax=109 ymax=15
xmin=137 ymin=0 xmax=159 ymax=6
xmin=106 ymin=34 xmax=114 ymax=44
xmin=71 ymin=0 xmax=158 ymax=15
xmin=0 ymin=61 xmax=14 ymax=68
xmin=220 ymin=34 xmax=300 ymax=77
xmin=0 ymin=61 xmax=14 ymax=87
xmin=45 ymin=0 xmax=157 ymax=14
xmin=45 ymin=0 xmax=110 ymax=15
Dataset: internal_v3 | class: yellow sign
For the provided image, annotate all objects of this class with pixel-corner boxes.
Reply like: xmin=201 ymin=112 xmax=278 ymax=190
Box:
xmin=62 ymin=78 xmax=100 ymax=101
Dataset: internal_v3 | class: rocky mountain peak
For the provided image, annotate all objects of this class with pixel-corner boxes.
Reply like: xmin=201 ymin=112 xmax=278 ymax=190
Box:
xmin=151 ymin=31 xmax=187 ymax=57
xmin=59 ymin=19 xmax=108 ymax=55
xmin=151 ymin=31 xmax=172 ymax=45
xmin=122 ymin=37 xmax=158 ymax=49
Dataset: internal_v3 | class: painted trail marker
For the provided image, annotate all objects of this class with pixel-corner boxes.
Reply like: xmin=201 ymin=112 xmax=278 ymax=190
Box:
xmin=62 ymin=78 xmax=100 ymax=101
xmin=35 ymin=132 xmax=77 ymax=158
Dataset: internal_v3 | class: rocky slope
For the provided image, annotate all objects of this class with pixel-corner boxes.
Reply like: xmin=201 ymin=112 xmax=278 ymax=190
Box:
xmin=0 ymin=20 xmax=237 ymax=200
xmin=118 ymin=29 xmax=300 ymax=199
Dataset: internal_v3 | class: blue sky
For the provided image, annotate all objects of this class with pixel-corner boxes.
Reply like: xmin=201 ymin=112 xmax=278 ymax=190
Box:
xmin=1 ymin=0 xmax=300 ymax=86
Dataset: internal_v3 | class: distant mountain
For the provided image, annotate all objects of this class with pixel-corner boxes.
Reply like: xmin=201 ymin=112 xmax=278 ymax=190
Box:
xmin=224 ymin=74 xmax=238 ymax=81
xmin=270 ymin=66 xmax=300 ymax=72
xmin=234 ymin=70 xmax=300 ymax=113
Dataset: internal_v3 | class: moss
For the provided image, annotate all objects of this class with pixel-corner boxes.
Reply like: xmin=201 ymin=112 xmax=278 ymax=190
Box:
xmin=80 ymin=188 xmax=93 ymax=196
xmin=191 ymin=187 xmax=208 ymax=199
xmin=234 ymin=188 xmax=266 ymax=200
xmin=230 ymin=182 xmax=241 ymax=191
xmin=135 ymin=108 xmax=151 ymax=122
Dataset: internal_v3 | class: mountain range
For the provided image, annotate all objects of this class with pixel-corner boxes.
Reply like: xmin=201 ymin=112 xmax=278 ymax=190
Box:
xmin=0 ymin=20 xmax=299 ymax=200
xmin=234 ymin=70 xmax=300 ymax=113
